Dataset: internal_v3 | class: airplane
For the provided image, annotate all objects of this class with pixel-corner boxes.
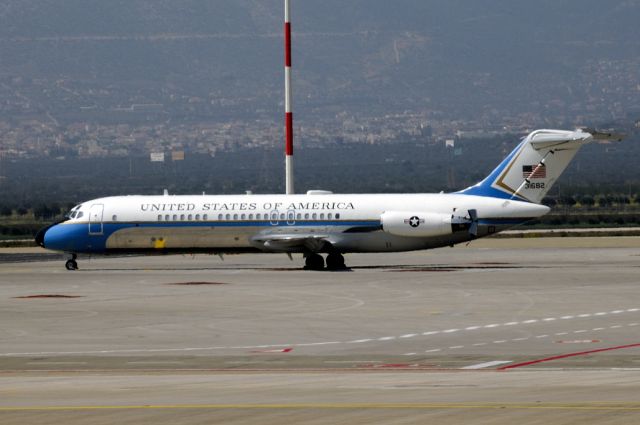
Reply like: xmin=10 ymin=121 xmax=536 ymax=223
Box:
xmin=35 ymin=128 xmax=617 ymax=271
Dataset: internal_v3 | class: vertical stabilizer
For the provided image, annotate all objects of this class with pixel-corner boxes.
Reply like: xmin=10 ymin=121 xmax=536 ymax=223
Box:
xmin=459 ymin=129 xmax=593 ymax=203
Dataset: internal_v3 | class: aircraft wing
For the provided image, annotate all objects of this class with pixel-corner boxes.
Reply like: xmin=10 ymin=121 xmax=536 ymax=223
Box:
xmin=250 ymin=233 xmax=330 ymax=252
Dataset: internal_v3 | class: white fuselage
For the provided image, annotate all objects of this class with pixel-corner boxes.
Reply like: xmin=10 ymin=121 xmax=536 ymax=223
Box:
xmin=41 ymin=192 xmax=549 ymax=255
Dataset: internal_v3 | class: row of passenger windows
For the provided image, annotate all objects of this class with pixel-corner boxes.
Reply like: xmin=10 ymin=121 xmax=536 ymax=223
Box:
xmin=156 ymin=212 xmax=341 ymax=222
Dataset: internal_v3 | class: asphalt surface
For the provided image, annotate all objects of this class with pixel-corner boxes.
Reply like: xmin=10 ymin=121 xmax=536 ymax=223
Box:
xmin=1 ymin=238 xmax=640 ymax=424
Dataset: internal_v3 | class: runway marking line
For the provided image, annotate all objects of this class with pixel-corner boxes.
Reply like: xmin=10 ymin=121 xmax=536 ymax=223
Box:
xmin=462 ymin=360 xmax=512 ymax=369
xmin=499 ymin=342 xmax=640 ymax=370
xmin=1 ymin=307 xmax=638 ymax=357
xmin=1 ymin=403 xmax=639 ymax=412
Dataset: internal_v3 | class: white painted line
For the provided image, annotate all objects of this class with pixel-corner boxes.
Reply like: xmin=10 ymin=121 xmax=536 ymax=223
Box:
xmin=561 ymin=316 xmax=574 ymax=320
xmin=422 ymin=331 xmax=440 ymax=336
xmin=425 ymin=349 xmax=441 ymax=353
xmin=297 ymin=341 xmax=339 ymax=346
xmin=543 ymin=318 xmax=556 ymax=322
xmin=493 ymin=340 xmax=507 ymax=344
xmin=378 ymin=336 xmax=396 ymax=341
xmin=536 ymin=335 xmax=548 ymax=338
xmin=449 ymin=345 xmax=464 ymax=349
xmin=484 ymin=324 xmax=500 ymax=328
xmin=511 ymin=337 xmax=529 ymax=341
xmin=26 ymin=361 xmax=88 ymax=365
xmin=628 ymin=323 xmax=639 ymax=326
xmin=400 ymin=334 xmax=417 ymax=338
xmin=610 ymin=325 xmax=622 ymax=329
xmin=504 ymin=322 xmax=519 ymax=326
xmin=473 ymin=342 xmax=487 ymax=346
xmin=595 ymin=312 xmax=607 ymax=316
xmin=465 ymin=326 xmax=481 ymax=330
xmin=611 ymin=310 xmax=624 ymax=314
xmin=627 ymin=308 xmax=639 ymax=312
xmin=522 ymin=319 xmax=538 ymax=324
xmin=578 ymin=314 xmax=591 ymax=318
xmin=555 ymin=332 xmax=568 ymax=336
xmin=443 ymin=329 xmax=459 ymax=333
xmin=347 ymin=339 xmax=372 ymax=344
xmin=592 ymin=327 xmax=605 ymax=331
xmin=404 ymin=353 xmax=417 ymax=356
xmin=573 ymin=330 xmax=587 ymax=333
xmin=462 ymin=360 xmax=512 ymax=370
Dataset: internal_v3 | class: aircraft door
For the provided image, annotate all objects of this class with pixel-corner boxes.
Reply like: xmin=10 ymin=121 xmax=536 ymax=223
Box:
xmin=269 ymin=210 xmax=279 ymax=226
xmin=88 ymin=204 xmax=104 ymax=235
xmin=286 ymin=209 xmax=296 ymax=225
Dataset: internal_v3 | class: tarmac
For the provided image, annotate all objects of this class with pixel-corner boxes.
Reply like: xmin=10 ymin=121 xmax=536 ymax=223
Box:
xmin=1 ymin=237 xmax=639 ymax=424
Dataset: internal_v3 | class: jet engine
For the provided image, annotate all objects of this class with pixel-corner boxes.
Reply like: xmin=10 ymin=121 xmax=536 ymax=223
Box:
xmin=380 ymin=211 xmax=453 ymax=238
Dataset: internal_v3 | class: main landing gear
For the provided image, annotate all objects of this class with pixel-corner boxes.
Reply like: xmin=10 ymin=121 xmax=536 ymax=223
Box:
xmin=304 ymin=252 xmax=347 ymax=271
xmin=65 ymin=253 xmax=78 ymax=271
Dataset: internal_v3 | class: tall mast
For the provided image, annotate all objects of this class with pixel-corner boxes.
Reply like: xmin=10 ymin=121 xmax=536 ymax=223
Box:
xmin=284 ymin=0 xmax=294 ymax=194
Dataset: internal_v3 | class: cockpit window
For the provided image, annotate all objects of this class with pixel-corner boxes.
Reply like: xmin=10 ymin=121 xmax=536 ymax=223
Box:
xmin=65 ymin=205 xmax=83 ymax=220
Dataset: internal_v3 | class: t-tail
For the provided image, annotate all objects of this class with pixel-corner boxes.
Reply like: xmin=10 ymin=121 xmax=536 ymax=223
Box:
xmin=459 ymin=129 xmax=604 ymax=204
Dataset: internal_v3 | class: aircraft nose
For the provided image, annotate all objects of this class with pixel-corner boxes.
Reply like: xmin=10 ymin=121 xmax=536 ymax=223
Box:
xmin=35 ymin=220 xmax=66 ymax=249
xmin=35 ymin=225 xmax=51 ymax=248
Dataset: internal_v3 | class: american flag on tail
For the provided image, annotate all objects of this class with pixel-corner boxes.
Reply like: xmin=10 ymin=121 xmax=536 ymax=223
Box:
xmin=522 ymin=164 xmax=546 ymax=179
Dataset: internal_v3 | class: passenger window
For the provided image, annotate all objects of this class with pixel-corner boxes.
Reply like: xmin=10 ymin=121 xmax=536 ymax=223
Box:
xmin=173 ymin=215 xmax=177 ymax=221
xmin=233 ymin=214 xmax=238 ymax=220
xmin=218 ymin=214 xmax=223 ymax=220
xmin=296 ymin=213 xmax=301 ymax=220
xmin=280 ymin=213 xmax=285 ymax=220
xmin=248 ymin=213 xmax=253 ymax=220
xmin=195 ymin=214 xmax=200 ymax=220
xmin=226 ymin=214 xmax=231 ymax=220
xmin=336 ymin=213 xmax=340 ymax=219
xmin=256 ymin=213 xmax=261 ymax=220
xmin=320 ymin=213 xmax=325 ymax=219
xmin=157 ymin=215 xmax=162 ymax=221
xmin=312 ymin=213 xmax=317 ymax=219
xmin=165 ymin=214 xmax=170 ymax=221
xmin=241 ymin=214 xmax=246 ymax=220
xmin=77 ymin=212 xmax=83 ymax=219
xmin=328 ymin=213 xmax=333 ymax=219
xmin=304 ymin=213 xmax=309 ymax=219
xmin=203 ymin=214 xmax=208 ymax=220
xmin=188 ymin=214 xmax=193 ymax=220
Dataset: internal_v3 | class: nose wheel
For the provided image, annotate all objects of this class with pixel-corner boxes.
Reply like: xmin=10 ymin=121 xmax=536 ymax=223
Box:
xmin=65 ymin=254 xmax=78 ymax=271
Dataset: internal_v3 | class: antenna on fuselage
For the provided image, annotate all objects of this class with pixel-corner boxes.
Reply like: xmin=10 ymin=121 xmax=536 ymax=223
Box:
xmin=284 ymin=0 xmax=294 ymax=194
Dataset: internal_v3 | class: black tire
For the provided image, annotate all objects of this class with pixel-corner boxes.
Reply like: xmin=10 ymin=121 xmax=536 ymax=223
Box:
xmin=65 ymin=259 xmax=78 ymax=271
xmin=304 ymin=254 xmax=325 ymax=271
xmin=326 ymin=253 xmax=346 ymax=270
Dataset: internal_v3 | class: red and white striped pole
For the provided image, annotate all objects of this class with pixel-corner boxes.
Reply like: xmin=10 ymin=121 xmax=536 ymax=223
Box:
xmin=284 ymin=0 xmax=294 ymax=194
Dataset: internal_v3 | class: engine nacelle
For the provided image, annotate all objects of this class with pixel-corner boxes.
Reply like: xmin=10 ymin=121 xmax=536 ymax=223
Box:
xmin=381 ymin=211 xmax=453 ymax=238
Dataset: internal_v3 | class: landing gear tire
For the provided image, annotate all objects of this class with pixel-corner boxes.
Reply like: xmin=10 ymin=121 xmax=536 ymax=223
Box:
xmin=65 ymin=259 xmax=78 ymax=271
xmin=326 ymin=253 xmax=346 ymax=270
xmin=304 ymin=253 xmax=325 ymax=271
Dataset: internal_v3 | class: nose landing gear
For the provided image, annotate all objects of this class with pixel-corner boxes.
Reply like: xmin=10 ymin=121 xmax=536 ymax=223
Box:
xmin=65 ymin=254 xmax=78 ymax=271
